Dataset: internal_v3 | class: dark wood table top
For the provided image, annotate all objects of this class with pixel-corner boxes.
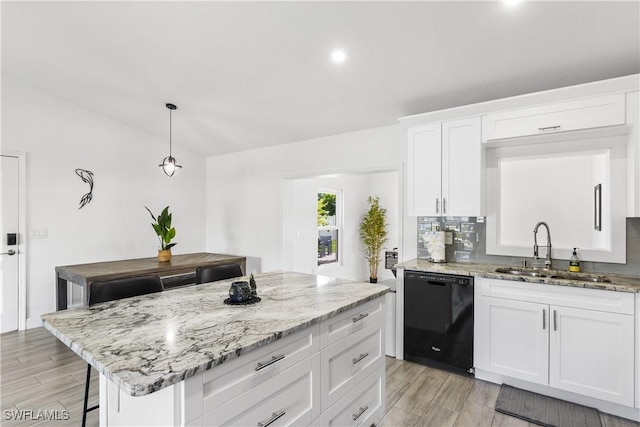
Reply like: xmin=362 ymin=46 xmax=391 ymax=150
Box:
xmin=55 ymin=252 xmax=246 ymax=285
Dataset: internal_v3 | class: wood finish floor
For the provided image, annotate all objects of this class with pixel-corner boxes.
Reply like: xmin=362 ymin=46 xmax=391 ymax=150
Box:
xmin=1 ymin=327 xmax=638 ymax=427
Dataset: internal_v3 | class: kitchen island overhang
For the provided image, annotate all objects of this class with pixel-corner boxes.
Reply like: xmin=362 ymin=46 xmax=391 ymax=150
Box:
xmin=41 ymin=271 xmax=389 ymax=426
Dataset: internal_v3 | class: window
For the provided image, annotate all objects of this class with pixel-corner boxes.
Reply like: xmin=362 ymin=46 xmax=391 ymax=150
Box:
xmin=317 ymin=191 xmax=340 ymax=266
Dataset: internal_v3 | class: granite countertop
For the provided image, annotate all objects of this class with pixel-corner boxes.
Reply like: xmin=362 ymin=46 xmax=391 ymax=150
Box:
xmin=41 ymin=271 xmax=389 ymax=397
xmin=397 ymin=259 xmax=640 ymax=293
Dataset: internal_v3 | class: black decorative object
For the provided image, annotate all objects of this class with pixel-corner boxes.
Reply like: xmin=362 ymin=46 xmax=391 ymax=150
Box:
xmin=159 ymin=103 xmax=182 ymax=177
xmin=249 ymin=273 xmax=257 ymax=297
xmin=223 ymin=296 xmax=261 ymax=306
xmin=75 ymin=169 xmax=94 ymax=209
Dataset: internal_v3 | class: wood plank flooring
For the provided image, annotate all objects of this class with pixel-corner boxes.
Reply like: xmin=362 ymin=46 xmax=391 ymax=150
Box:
xmin=1 ymin=327 xmax=638 ymax=427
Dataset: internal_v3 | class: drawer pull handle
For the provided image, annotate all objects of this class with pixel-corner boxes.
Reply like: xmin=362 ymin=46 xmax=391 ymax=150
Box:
xmin=352 ymin=313 xmax=369 ymax=323
xmin=352 ymin=352 xmax=369 ymax=364
xmin=538 ymin=125 xmax=561 ymax=132
xmin=352 ymin=406 xmax=369 ymax=421
xmin=257 ymin=410 xmax=285 ymax=427
xmin=255 ymin=355 xmax=285 ymax=371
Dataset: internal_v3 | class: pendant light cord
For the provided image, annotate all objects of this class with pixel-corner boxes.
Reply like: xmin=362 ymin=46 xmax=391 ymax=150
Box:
xmin=169 ymin=108 xmax=173 ymax=157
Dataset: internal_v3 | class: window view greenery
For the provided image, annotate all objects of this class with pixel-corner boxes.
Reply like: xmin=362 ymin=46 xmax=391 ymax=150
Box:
xmin=318 ymin=192 xmax=339 ymax=265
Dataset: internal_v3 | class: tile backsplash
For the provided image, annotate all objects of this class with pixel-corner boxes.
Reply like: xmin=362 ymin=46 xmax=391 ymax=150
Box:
xmin=417 ymin=217 xmax=640 ymax=277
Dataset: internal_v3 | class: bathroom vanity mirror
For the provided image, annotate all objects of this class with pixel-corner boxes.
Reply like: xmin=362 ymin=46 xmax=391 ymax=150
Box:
xmin=485 ymin=135 xmax=627 ymax=263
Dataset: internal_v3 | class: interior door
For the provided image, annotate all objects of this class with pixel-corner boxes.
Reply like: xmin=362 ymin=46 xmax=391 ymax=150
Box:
xmin=1 ymin=155 xmax=20 ymax=333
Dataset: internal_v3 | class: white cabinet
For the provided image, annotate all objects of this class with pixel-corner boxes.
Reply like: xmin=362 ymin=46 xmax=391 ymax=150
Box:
xmin=482 ymin=94 xmax=626 ymax=141
xmin=406 ymin=117 xmax=482 ymax=216
xmin=477 ymin=297 xmax=549 ymax=385
xmin=549 ymin=305 xmax=634 ymax=406
xmin=627 ymin=91 xmax=640 ymax=217
xmin=475 ymin=278 xmax=635 ymax=407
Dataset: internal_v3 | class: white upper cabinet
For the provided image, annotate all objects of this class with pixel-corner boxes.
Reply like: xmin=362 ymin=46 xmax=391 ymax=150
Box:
xmin=407 ymin=117 xmax=482 ymax=217
xmin=407 ymin=123 xmax=441 ymax=216
xmin=482 ymin=94 xmax=626 ymax=141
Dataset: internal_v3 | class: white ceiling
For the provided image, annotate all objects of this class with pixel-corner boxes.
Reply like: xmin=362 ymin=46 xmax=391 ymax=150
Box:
xmin=2 ymin=1 xmax=639 ymax=157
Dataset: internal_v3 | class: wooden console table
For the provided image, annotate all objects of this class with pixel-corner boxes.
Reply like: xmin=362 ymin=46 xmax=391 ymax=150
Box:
xmin=55 ymin=252 xmax=246 ymax=310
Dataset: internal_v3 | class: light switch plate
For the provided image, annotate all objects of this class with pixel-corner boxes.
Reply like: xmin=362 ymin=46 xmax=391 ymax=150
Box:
xmin=28 ymin=229 xmax=47 ymax=239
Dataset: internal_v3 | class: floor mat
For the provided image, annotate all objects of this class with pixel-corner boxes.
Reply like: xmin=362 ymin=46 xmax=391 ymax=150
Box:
xmin=495 ymin=384 xmax=602 ymax=427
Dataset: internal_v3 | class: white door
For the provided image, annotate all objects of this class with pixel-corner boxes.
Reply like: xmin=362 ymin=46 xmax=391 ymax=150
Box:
xmin=549 ymin=305 xmax=635 ymax=406
xmin=406 ymin=123 xmax=441 ymax=216
xmin=477 ymin=297 xmax=549 ymax=385
xmin=442 ymin=117 xmax=482 ymax=216
xmin=1 ymin=155 xmax=20 ymax=333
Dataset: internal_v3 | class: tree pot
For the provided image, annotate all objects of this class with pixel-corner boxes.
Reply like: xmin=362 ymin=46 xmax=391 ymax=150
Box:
xmin=158 ymin=249 xmax=172 ymax=263
xmin=369 ymin=277 xmax=378 ymax=283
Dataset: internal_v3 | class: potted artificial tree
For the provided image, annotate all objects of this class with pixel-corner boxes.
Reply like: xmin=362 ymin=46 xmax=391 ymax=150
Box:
xmin=359 ymin=196 xmax=388 ymax=283
xmin=145 ymin=206 xmax=177 ymax=262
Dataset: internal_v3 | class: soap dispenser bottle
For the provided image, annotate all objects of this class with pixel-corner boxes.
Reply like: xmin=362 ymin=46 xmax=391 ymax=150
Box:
xmin=569 ymin=248 xmax=581 ymax=272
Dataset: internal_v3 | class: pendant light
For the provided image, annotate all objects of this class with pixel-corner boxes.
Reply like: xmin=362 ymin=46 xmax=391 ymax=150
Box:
xmin=159 ymin=103 xmax=182 ymax=177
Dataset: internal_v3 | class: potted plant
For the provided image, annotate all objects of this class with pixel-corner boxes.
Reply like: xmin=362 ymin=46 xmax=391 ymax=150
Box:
xmin=145 ymin=206 xmax=177 ymax=262
xmin=359 ymin=196 xmax=388 ymax=283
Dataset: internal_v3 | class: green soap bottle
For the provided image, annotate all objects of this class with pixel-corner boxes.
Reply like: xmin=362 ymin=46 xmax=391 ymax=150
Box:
xmin=569 ymin=248 xmax=581 ymax=272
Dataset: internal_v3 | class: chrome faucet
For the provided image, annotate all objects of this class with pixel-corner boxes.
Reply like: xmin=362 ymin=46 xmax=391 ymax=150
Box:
xmin=533 ymin=221 xmax=552 ymax=269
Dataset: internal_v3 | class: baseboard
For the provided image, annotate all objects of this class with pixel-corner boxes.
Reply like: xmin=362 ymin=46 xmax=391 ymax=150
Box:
xmin=26 ymin=316 xmax=44 ymax=330
xmin=475 ymin=368 xmax=640 ymax=422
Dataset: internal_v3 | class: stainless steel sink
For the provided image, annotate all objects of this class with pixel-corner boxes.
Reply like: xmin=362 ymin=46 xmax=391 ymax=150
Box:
xmin=494 ymin=267 xmax=611 ymax=283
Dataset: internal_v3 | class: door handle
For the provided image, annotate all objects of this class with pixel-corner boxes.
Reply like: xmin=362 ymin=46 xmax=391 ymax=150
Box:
xmin=542 ymin=309 xmax=546 ymax=330
xmin=553 ymin=310 xmax=557 ymax=331
xmin=1 ymin=249 xmax=16 ymax=256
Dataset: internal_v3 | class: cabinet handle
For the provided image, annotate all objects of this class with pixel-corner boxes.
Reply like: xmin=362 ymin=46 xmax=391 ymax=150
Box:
xmin=352 ymin=313 xmax=369 ymax=323
xmin=352 ymin=352 xmax=369 ymax=364
xmin=542 ymin=309 xmax=546 ymax=330
xmin=538 ymin=125 xmax=561 ymax=132
xmin=257 ymin=411 xmax=285 ymax=427
xmin=443 ymin=198 xmax=447 ymax=214
xmin=436 ymin=198 xmax=440 ymax=214
xmin=594 ymin=183 xmax=602 ymax=231
xmin=553 ymin=310 xmax=557 ymax=331
xmin=255 ymin=354 xmax=285 ymax=371
xmin=352 ymin=406 xmax=369 ymax=421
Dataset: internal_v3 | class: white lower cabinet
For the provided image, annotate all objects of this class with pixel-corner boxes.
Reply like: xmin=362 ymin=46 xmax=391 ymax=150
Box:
xmin=477 ymin=297 xmax=549 ymax=385
xmin=203 ymin=355 xmax=320 ymax=427
xmin=320 ymin=364 xmax=385 ymax=427
xmin=475 ymin=278 xmax=635 ymax=408
xmin=549 ymin=305 xmax=634 ymax=406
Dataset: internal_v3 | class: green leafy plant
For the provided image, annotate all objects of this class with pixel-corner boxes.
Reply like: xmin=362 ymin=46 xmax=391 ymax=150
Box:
xmin=359 ymin=196 xmax=388 ymax=282
xmin=145 ymin=206 xmax=177 ymax=250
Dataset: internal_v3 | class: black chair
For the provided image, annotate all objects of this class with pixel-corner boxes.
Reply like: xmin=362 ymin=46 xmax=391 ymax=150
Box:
xmin=195 ymin=263 xmax=243 ymax=284
xmin=82 ymin=274 xmax=163 ymax=427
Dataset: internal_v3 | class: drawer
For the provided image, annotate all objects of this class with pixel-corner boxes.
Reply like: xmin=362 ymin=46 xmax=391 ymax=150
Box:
xmin=203 ymin=354 xmax=320 ymax=427
xmin=202 ymin=324 xmax=319 ymax=412
xmin=482 ymin=93 xmax=626 ymax=141
xmin=320 ymin=365 xmax=385 ymax=427
xmin=478 ymin=277 xmax=634 ymax=315
xmin=321 ymin=297 xmax=384 ymax=348
xmin=321 ymin=319 xmax=384 ymax=409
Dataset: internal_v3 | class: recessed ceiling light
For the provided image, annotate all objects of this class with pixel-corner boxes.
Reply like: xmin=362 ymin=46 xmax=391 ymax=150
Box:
xmin=331 ymin=49 xmax=347 ymax=64
xmin=504 ymin=0 xmax=522 ymax=7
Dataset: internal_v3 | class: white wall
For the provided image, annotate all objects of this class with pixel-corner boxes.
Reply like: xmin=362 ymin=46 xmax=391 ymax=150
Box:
xmin=284 ymin=172 xmax=400 ymax=282
xmin=1 ymin=75 xmax=207 ymax=327
xmin=205 ymin=124 xmax=417 ymax=278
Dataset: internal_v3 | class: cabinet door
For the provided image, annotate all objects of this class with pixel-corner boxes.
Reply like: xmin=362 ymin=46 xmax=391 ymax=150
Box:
xmin=549 ymin=306 xmax=634 ymax=406
xmin=442 ymin=117 xmax=482 ymax=216
xmin=477 ymin=297 xmax=549 ymax=385
xmin=407 ymin=124 xmax=441 ymax=216
xmin=482 ymin=94 xmax=626 ymax=140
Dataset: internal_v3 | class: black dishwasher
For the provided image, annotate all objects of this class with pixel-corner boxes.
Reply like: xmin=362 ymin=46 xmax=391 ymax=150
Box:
xmin=404 ymin=271 xmax=474 ymax=375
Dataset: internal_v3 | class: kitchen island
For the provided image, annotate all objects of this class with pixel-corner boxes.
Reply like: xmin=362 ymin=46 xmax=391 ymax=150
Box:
xmin=41 ymin=271 xmax=389 ymax=426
